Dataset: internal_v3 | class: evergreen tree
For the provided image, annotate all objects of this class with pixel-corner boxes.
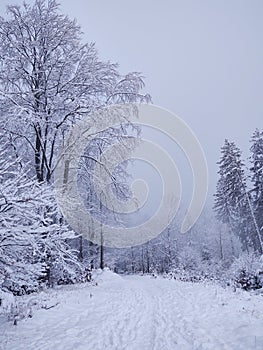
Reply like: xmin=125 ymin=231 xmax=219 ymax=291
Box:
xmin=214 ymin=140 xmax=253 ymax=251
xmin=250 ymin=129 xmax=263 ymax=248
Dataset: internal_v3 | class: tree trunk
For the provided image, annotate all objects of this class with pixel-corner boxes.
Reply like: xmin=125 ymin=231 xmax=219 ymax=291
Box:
xmin=100 ymin=230 xmax=104 ymax=270
xmin=219 ymin=228 xmax=223 ymax=260
xmin=35 ymin=125 xmax=43 ymax=182
xmin=79 ymin=235 xmax=83 ymax=262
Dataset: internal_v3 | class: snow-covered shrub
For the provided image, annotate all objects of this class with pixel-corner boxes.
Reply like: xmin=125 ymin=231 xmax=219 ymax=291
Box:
xmin=174 ymin=247 xmax=213 ymax=282
xmin=1 ymin=263 xmax=44 ymax=296
xmin=51 ymin=262 xmax=92 ymax=286
xmin=229 ymin=253 xmax=263 ymax=291
xmin=0 ymin=289 xmax=42 ymax=325
xmin=0 ymin=290 xmax=15 ymax=315
xmin=162 ymin=244 xmax=226 ymax=283
xmin=178 ymin=246 xmax=203 ymax=272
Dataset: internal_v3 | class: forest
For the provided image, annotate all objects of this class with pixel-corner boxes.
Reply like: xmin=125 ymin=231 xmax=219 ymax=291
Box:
xmin=0 ymin=1 xmax=263 ymax=349
xmin=0 ymin=0 xmax=262 ymax=294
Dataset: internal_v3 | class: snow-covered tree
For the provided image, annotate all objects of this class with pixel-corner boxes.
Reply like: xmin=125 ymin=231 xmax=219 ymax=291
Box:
xmin=214 ymin=140 xmax=247 ymax=247
xmin=250 ymin=129 xmax=263 ymax=245
xmin=214 ymin=139 xmax=262 ymax=254
xmin=0 ymin=0 xmax=150 ymax=183
xmin=214 ymin=140 xmax=246 ymax=226
xmin=0 ymin=131 xmax=81 ymax=294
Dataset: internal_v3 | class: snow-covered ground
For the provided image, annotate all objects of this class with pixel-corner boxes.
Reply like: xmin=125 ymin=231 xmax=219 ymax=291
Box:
xmin=1 ymin=270 xmax=263 ymax=350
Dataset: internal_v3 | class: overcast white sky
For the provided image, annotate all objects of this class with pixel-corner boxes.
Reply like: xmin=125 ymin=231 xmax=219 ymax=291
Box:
xmin=1 ymin=0 xmax=262 ymax=206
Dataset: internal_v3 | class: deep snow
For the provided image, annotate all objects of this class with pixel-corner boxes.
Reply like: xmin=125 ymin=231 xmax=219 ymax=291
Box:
xmin=1 ymin=270 xmax=263 ymax=350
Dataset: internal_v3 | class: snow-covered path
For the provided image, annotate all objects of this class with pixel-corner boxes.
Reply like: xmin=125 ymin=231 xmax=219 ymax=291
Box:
xmin=1 ymin=272 xmax=263 ymax=350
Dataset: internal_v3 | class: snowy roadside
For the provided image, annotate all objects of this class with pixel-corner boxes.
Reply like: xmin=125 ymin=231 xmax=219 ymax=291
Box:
xmin=0 ymin=270 xmax=263 ymax=350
